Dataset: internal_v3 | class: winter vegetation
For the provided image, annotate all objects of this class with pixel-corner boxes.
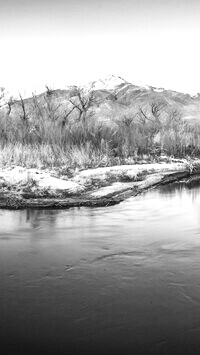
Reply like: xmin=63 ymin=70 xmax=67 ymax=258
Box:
xmin=1 ymin=76 xmax=200 ymax=173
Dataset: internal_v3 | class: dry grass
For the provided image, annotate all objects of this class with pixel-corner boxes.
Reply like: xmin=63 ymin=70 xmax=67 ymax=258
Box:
xmin=0 ymin=144 xmax=64 ymax=169
xmin=0 ymin=97 xmax=200 ymax=171
xmin=0 ymin=143 xmax=115 ymax=171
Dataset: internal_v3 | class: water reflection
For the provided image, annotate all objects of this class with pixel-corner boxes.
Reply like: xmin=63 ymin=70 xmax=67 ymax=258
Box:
xmin=26 ymin=209 xmax=58 ymax=228
xmin=159 ymin=179 xmax=200 ymax=200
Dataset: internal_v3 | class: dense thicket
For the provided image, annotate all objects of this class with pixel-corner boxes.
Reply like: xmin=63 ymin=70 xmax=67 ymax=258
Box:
xmin=0 ymin=87 xmax=199 ymax=169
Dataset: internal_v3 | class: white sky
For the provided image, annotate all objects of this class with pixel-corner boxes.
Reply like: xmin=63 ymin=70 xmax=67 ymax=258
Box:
xmin=1 ymin=0 xmax=200 ymax=97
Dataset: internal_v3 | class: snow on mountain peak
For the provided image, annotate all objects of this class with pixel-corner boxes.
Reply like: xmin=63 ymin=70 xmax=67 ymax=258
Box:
xmin=89 ymin=75 xmax=128 ymax=91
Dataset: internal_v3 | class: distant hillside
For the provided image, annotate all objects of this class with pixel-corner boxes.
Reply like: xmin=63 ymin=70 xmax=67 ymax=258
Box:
xmin=2 ymin=75 xmax=200 ymax=123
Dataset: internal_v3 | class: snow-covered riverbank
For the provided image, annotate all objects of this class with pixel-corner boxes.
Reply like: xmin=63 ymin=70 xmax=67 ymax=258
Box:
xmin=0 ymin=160 xmax=199 ymax=209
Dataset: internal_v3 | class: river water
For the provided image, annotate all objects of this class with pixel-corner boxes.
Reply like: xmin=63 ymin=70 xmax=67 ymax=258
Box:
xmin=1 ymin=183 xmax=200 ymax=354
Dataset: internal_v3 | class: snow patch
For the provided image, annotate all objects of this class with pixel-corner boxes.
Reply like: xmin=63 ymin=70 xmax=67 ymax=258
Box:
xmin=88 ymin=75 xmax=128 ymax=91
xmin=0 ymin=167 xmax=84 ymax=194
xmin=74 ymin=163 xmax=187 ymax=186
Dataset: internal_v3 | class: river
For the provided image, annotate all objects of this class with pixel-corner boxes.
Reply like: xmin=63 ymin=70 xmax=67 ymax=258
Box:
xmin=1 ymin=182 xmax=200 ymax=354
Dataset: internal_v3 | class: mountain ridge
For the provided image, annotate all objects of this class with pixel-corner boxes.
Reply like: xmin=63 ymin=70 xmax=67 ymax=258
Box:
xmin=1 ymin=75 xmax=200 ymax=122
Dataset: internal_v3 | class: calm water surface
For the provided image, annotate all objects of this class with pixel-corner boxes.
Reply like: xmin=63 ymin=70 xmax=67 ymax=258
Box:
xmin=1 ymin=183 xmax=200 ymax=354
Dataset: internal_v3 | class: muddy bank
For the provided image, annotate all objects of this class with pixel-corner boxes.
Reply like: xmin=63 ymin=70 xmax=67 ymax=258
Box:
xmin=0 ymin=160 xmax=200 ymax=209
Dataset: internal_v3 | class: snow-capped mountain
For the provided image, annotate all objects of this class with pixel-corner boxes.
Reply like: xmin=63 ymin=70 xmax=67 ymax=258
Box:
xmin=2 ymin=75 xmax=200 ymax=122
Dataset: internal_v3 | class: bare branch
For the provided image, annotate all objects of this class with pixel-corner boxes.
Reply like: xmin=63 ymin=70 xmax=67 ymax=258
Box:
xmin=61 ymin=106 xmax=76 ymax=127
xmin=7 ymin=97 xmax=14 ymax=115
xmin=0 ymin=87 xmax=6 ymax=108
xmin=137 ymin=107 xmax=154 ymax=124
xmin=45 ymin=85 xmax=54 ymax=97
xmin=68 ymin=85 xmax=96 ymax=123
xmin=19 ymin=93 xmax=29 ymax=121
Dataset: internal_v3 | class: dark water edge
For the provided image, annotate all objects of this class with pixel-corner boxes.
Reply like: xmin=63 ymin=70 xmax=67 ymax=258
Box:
xmin=1 ymin=182 xmax=200 ymax=354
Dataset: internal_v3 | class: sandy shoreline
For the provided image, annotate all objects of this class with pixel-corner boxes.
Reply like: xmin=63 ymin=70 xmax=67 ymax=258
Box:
xmin=0 ymin=160 xmax=199 ymax=209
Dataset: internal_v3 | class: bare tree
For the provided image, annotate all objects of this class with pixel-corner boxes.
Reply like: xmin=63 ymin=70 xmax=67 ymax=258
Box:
xmin=137 ymin=107 xmax=150 ymax=125
xmin=135 ymin=102 xmax=166 ymax=154
xmin=31 ymin=92 xmax=44 ymax=120
xmin=0 ymin=87 xmax=5 ymax=105
xmin=45 ymin=85 xmax=54 ymax=97
xmin=19 ymin=93 xmax=29 ymax=121
xmin=0 ymin=87 xmax=8 ymax=109
xmin=151 ymin=102 xmax=165 ymax=119
xmin=6 ymin=97 xmax=14 ymax=115
xmin=61 ymin=106 xmax=76 ymax=127
xmin=44 ymin=85 xmax=61 ymax=121
xmin=0 ymin=88 xmax=15 ymax=115
xmin=68 ymin=85 xmax=97 ymax=124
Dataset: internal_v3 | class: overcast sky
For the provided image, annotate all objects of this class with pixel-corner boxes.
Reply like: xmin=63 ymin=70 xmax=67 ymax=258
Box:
xmin=1 ymin=0 xmax=200 ymax=96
